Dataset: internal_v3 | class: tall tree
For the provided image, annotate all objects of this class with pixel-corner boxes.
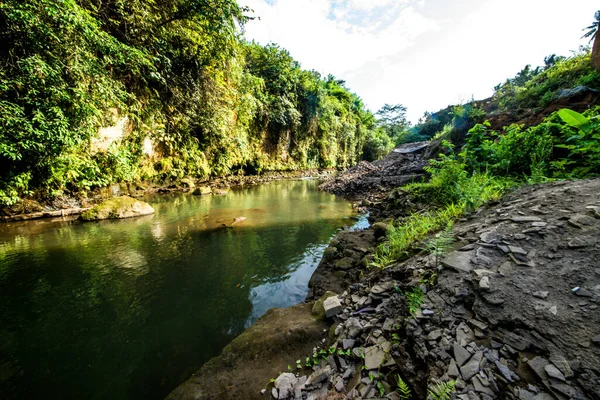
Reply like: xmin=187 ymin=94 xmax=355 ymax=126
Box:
xmin=375 ymin=104 xmax=408 ymax=145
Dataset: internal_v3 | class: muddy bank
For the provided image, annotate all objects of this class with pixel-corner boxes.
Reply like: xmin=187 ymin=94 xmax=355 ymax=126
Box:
xmin=1 ymin=169 xmax=331 ymax=223
xmin=169 ymin=178 xmax=600 ymax=400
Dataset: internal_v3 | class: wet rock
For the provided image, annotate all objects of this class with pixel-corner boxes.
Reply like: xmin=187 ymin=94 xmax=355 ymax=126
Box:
xmin=335 ymin=257 xmax=355 ymax=270
xmin=80 ymin=196 xmax=154 ymax=221
xmin=274 ymin=373 xmax=298 ymax=399
xmin=323 ymin=296 xmax=343 ymax=318
xmin=192 ymin=186 xmax=212 ymax=195
xmin=442 ymin=250 xmax=475 ymax=273
xmin=543 ymin=364 xmax=566 ymax=382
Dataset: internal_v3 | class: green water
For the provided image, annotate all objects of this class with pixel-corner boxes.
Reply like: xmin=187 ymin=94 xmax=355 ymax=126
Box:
xmin=0 ymin=179 xmax=365 ymax=400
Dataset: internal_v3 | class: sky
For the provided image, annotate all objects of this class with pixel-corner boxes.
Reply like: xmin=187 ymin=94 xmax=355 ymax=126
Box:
xmin=241 ymin=0 xmax=599 ymax=122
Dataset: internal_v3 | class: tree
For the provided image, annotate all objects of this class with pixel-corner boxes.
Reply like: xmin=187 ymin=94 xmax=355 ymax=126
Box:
xmin=375 ymin=104 xmax=409 ymax=145
xmin=582 ymin=11 xmax=600 ymax=42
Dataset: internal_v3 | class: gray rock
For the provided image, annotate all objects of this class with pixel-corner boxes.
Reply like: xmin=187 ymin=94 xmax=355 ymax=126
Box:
xmin=370 ymin=281 xmax=395 ymax=294
xmin=272 ymin=388 xmax=278 ymax=399
xmin=453 ymin=343 xmax=472 ymax=367
xmin=382 ymin=318 xmax=395 ymax=331
xmin=508 ymin=245 xmax=527 ymax=255
xmin=427 ymin=329 xmax=442 ymax=341
xmin=422 ymin=309 xmax=434 ymax=316
xmin=548 ymin=354 xmax=574 ymax=378
xmin=345 ymin=318 xmax=363 ymax=338
xmin=334 ymin=375 xmax=345 ymax=392
xmin=498 ymin=260 xmax=515 ymax=276
xmin=442 ymin=250 xmax=475 ymax=273
xmin=504 ymin=332 xmax=531 ymax=351
xmin=456 ymin=322 xmax=475 ymax=346
xmin=472 ymin=376 xmax=494 ymax=396
xmin=460 ymin=352 xmax=482 ymax=381
xmin=448 ymin=358 xmax=461 ymax=378
xmin=274 ymin=373 xmax=298 ymax=399
xmin=532 ymin=291 xmax=549 ymax=299
xmin=323 ymin=296 xmax=343 ymax=318
xmin=593 ymin=335 xmax=600 ymax=344
xmin=544 ymin=364 xmax=566 ymax=382
xmin=342 ymin=339 xmax=356 ymax=350
xmin=479 ymin=276 xmax=491 ymax=291
xmin=567 ymin=238 xmax=588 ymax=248
xmin=305 ymin=365 xmax=333 ymax=386
xmin=494 ymin=360 xmax=514 ymax=382
xmin=527 ymin=356 xmax=550 ymax=381
xmin=364 ymin=345 xmax=386 ymax=370
xmin=533 ymin=393 xmax=554 ymax=400
xmin=511 ymin=216 xmax=542 ymax=223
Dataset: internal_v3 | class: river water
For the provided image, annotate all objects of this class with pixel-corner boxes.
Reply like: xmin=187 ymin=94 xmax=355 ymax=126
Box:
xmin=0 ymin=179 xmax=365 ymax=399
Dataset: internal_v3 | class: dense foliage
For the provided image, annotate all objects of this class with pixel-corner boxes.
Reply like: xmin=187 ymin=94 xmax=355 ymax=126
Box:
xmin=0 ymin=0 xmax=382 ymax=206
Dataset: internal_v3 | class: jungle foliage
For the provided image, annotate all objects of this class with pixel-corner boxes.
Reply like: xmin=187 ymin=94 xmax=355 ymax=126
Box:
xmin=0 ymin=0 xmax=383 ymax=205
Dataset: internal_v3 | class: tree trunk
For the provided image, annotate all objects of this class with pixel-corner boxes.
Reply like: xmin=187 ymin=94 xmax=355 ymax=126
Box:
xmin=592 ymin=28 xmax=600 ymax=72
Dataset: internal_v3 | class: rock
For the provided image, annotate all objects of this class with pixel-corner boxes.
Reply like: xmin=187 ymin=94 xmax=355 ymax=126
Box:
xmin=260 ymin=389 xmax=266 ymax=395
xmin=180 ymin=178 xmax=195 ymax=188
xmin=544 ymin=364 xmax=566 ymax=382
xmin=322 ymin=246 xmax=339 ymax=261
xmin=311 ymin=291 xmax=338 ymax=321
xmin=274 ymin=373 xmax=298 ymax=399
xmin=508 ymin=245 xmax=527 ymax=255
xmin=498 ymin=261 xmax=515 ymax=276
xmin=305 ymin=365 xmax=333 ymax=386
xmin=460 ymin=352 xmax=482 ymax=381
xmin=532 ymin=291 xmax=549 ymax=299
xmin=342 ymin=339 xmax=355 ymax=350
xmin=494 ymin=360 xmax=514 ymax=382
xmin=593 ymin=335 xmax=600 ymax=344
xmin=213 ymin=188 xmax=229 ymax=195
xmin=372 ymin=222 xmax=390 ymax=239
xmin=549 ymin=354 xmax=574 ymax=378
xmin=479 ymin=276 xmax=491 ymax=291
xmin=80 ymin=196 xmax=154 ymax=221
xmin=370 ymin=281 xmax=395 ymax=294
xmin=323 ymin=296 xmax=343 ymax=318
xmin=364 ymin=345 xmax=386 ymax=370
xmin=427 ymin=329 xmax=442 ymax=341
xmin=533 ymin=393 xmax=555 ymax=400
xmin=527 ymin=356 xmax=550 ymax=380
xmin=272 ymin=388 xmax=278 ymax=399
xmin=192 ymin=186 xmax=212 ymax=195
xmin=511 ymin=216 xmax=542 ymax=223
xmin=448 ymin=358 xmax=461 ymax=378
xmin=382 ymin=318 xmax=394 ymax=331
xmin=549 ymin=305 xmax=558 ymax=315
xmin=456 ymin=322 xmax=475 ymax=346
xmin=442 ymin=250 xmax=474 ymax=273
xmin=345 ymin=318 xmax=363 ymax=338
xmin=472 ymin=376 xmax=494 ymax=396
xmin=335 ymin=257 xmax=355 ymax=270
xmin=567 ymin=237 xmax=588 ymax=249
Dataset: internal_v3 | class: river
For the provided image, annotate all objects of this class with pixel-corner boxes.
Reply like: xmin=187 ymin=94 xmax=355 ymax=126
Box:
xmin=0 ymin=179 xmax=366 ymax=399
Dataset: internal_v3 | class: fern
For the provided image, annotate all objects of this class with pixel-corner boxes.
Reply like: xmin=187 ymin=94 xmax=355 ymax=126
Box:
xmin=396 ymin=375 xmax=411 ymax=399
xmin=428 ymin=380 xmax=456 ymax=400
xmin=406 ymin=286 xmax=424 ymax=315
xmin=422 ymin=221 xmax=454 ymax=268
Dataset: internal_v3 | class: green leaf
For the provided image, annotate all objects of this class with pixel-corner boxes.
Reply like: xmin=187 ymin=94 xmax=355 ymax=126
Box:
xmin=557 ymin=109 xmax=589 ymax=129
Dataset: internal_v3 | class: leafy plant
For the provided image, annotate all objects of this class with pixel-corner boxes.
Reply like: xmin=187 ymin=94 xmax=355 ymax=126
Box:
xmin=406 ymin=286 xmax=424 ymax=315
xmin=422 ymin=222 xmax=454 ymax=268
xmin=427 ymin=380 xmax=456 ymax=400
xmin=396 ymin=375 xmax=411 ymax=400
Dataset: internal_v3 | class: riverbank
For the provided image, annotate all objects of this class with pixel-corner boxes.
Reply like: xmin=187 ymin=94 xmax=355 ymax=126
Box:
xmin=168 ymin=175 xmax=600 ymax=400
xmin=0 ymin=169 xmax=333 ymax=223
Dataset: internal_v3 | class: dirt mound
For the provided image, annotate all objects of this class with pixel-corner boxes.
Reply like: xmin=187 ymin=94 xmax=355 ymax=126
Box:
xmin=319 ymin=142 xmax=431 ymax=199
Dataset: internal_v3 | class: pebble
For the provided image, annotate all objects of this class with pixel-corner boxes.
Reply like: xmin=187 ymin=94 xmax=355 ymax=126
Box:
xmin=479 ymin=276 xmax=491 ymax=291
xmin=427 ymin=329 xmax=442 ymax=341
xmin=532 ymin=291 xmax=549 ymax=299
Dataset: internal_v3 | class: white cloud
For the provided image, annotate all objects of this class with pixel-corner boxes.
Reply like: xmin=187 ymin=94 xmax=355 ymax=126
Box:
xmin=243 ymin=0 xmax=599 ymax=122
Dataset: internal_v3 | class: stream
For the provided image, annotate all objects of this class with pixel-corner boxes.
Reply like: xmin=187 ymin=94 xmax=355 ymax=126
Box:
xmin=0 ymin=179 xmax=367 ymax=399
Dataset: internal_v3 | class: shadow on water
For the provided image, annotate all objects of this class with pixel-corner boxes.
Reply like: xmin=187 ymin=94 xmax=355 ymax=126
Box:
xmin=0 ymin=180 xmax=363 ymax=400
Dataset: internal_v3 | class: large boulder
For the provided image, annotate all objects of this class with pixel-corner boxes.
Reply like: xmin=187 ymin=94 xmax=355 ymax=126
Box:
xmin=80 ymin=196 xmax=154 ymax=221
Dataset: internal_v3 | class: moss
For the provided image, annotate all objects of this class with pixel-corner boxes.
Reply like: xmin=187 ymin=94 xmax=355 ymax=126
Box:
xmin=80 ymin=196 xmax=153 ymax=221
xmin=311 ymin=291 xmax=338 ymax=321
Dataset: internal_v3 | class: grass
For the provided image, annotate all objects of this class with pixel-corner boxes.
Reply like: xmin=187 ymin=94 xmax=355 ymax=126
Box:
xmin=373 ymin=166 xmax=514 ymax=268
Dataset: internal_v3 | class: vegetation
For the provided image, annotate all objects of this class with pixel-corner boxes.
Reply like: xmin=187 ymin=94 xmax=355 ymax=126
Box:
xmin=396 ymin=375 xmax=411 ymax=399
xmin=0 ymin=0 xmax=387 ymax=206
xmin=427 ymin=380 xmax=456 ymax=400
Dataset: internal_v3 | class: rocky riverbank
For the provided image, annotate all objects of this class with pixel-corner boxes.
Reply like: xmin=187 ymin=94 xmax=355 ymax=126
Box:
xmin=168 ymin=176 xmax=600 ymax=400
xmin=0 ymin=169 xmax=331 ymax=223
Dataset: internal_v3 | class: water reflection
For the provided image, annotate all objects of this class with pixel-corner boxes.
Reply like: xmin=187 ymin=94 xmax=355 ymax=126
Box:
xmin=0 ymin=180 xmax=360 ymax=400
